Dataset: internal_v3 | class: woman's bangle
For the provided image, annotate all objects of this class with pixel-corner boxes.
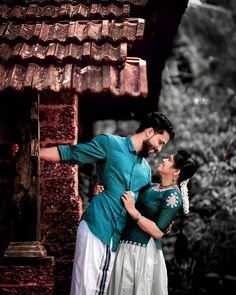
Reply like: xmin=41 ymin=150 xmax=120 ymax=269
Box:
xmin=134 ymin=213 xmax=144 ymax=222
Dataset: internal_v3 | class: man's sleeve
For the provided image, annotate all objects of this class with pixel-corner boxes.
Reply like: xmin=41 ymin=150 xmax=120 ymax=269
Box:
xmin=154 ymin=190 xmax=182 ymax=232
xmin=58 ymin=134 xmax=109 ymax=165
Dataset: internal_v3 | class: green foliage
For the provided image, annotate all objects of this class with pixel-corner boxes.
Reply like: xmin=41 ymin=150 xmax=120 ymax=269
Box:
xmin=156 ymin=4 xmax=236 ymax=294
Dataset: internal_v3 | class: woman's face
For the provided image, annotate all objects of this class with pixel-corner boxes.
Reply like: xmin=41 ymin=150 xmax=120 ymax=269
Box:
xmin=158 ymin=154 xmax=176 ymax=176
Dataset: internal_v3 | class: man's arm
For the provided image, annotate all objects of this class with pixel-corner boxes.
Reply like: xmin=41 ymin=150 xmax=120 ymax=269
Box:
xmin=12 ymin=134 xmax=108 ymax=164
xmin=40 ymin=147 xmax=61 ymax=162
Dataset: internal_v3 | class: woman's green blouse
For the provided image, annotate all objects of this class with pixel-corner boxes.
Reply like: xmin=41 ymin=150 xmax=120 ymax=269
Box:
xmin=120 ymin=184 xmax=182 ymax=250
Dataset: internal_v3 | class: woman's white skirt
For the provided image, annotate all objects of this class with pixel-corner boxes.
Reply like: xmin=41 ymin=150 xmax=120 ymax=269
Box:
xmin=107 ymin=238 xmax=168 ymax=295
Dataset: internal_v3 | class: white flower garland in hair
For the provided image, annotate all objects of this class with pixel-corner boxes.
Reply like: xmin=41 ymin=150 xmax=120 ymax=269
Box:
xmin=180 ymin=179 xmax=190 ymax=214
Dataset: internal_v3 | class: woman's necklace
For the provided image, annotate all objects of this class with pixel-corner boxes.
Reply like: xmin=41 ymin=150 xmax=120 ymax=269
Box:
xmin=159 ymin=183 xmax=176 ymax=189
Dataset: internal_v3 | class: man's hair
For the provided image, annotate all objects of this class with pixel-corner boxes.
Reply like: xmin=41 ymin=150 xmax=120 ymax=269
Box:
xmin=136 ymin=112 xmax=175 ymax=139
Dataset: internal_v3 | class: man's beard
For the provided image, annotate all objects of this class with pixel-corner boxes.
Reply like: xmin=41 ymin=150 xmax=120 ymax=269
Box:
xmin=139 ymin=138 xmax=154 ymax=158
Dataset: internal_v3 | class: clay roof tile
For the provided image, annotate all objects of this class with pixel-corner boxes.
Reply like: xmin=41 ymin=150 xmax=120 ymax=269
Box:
xmin=0 ymin=58 xmax=147 ymax=97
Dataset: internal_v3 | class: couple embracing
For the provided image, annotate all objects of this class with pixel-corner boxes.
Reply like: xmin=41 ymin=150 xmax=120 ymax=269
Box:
xmin=40 ymin=112 xmax=197 ymax=295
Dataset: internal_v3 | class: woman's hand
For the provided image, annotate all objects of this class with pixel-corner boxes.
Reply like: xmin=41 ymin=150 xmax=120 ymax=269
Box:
xmin=93 ymin=184 xmax=104 ymax=195
xmin=121 ymin=191 xmax=135 ymax=213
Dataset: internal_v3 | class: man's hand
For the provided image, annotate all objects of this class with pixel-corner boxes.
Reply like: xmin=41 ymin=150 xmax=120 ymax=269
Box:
xmin=165 ymin=221 xmax=174 ymax=235
xmin=11 ymin=143 xmax=19 ymax=157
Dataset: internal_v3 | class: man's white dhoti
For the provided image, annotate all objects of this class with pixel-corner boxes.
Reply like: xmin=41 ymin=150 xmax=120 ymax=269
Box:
xmin=70 ymin=220 xmax=116 ymax=295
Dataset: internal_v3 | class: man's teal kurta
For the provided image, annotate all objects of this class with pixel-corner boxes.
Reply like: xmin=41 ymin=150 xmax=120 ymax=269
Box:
xmin=58 ymin=134 xmax=151 ymax=251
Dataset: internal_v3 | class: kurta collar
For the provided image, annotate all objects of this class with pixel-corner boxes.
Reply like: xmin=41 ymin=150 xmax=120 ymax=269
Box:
xmin=126 ymin=135 xmax=136 ymax=153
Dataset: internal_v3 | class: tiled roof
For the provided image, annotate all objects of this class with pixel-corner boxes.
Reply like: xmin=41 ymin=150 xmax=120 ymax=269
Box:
xmin=0 ymin=42 xmax=127 ymax=63
xmin=0 ymin=58 xmax=147 ymax=97
xmin=2 ymin=1 xmax=148 ymax=6
xmin=0 ymin=0 xmax=148 ymax=97
xmin=0 ymin=3 xmax=130 ymax=21
xmin=0 ymin=19 xmax=145 ymax=43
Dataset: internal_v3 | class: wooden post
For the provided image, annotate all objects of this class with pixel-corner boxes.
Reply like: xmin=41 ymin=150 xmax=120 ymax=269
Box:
xmin=4 ymin=94 xmax=46 ymax=257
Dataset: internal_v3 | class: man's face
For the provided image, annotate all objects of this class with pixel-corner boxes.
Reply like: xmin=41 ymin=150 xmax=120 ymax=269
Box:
xmin=141 ymin=130 xmax=170 ymax=158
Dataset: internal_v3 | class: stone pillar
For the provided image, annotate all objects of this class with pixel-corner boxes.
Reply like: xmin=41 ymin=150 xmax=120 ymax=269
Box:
xmin=39 ymin=91 xmax=82 ymax=294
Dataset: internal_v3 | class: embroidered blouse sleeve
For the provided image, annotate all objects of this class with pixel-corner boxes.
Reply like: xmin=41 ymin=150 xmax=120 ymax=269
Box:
xmin=154 ymin=189 xmax=182 ymax=232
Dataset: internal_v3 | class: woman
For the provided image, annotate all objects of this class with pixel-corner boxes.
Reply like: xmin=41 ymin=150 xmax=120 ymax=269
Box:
xmin=94 ymin=150 xmax=197 ymax=295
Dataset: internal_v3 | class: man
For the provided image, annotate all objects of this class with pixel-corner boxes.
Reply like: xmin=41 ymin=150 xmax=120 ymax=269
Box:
xmin=40 ymin=112 xmax=175 ymax=294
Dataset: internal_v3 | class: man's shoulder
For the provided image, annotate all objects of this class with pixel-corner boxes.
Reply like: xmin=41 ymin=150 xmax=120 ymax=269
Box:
xmin=99 ymin=134 xmax=127 ymax=143
xmin=94 ymin=133 xmax=125 ymax=139
xmin=92 ymin=134 xmax=128 ymax=149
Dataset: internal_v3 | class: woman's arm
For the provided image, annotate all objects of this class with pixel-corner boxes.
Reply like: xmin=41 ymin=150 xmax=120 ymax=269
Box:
xmin=121 ymin=191 xmax=164 ymax=239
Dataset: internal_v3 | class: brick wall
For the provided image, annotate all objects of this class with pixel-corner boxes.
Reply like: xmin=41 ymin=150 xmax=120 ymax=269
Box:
xmin=0 ymin=257 xmax=54 ymax=295
xmin=39 ymin=91 xmax=82 ymax=294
